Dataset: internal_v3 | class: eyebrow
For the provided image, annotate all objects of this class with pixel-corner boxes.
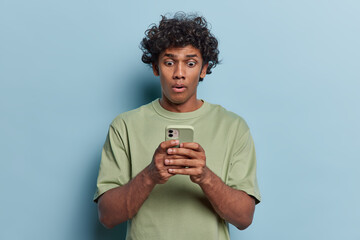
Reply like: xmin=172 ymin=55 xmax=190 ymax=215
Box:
xmin=164 ymin=53 xmax=199 ymax=58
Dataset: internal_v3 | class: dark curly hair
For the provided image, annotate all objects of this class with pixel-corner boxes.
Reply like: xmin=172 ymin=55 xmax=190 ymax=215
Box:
xmin=140 ymin=12 xmax=219 ymax=81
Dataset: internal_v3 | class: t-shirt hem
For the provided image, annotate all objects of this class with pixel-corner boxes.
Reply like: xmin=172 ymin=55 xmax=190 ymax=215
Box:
xmin=93 ymin=184 xmax=120 ymax=203
xmin=235 ymin=187 xmax=261 ymax=204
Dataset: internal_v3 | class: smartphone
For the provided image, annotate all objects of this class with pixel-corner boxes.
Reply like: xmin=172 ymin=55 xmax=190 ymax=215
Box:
xmin=165 ymin=125 xmax=194 ymax=147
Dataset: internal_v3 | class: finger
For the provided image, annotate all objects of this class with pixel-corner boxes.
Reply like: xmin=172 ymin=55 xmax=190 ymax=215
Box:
xmin=167 ymin=147 xmax=198 ymax=159
xmin=164 ymin=158 xmax=204 ymax=167
xmin=168 ymin=167 xmax=201 ymax=175
xmin=158 ymin=140 xmax=180 ymax=153
xmin=152 ymin=168 xmax=173 ymax=180
xmin=179 ymin=142 xmax=204 ymax=152
xmin=154 ymin=154 xmax=184 ymax=168
xmin=158 ymin=173 xmax=174 ymax=183
xmin=165 ymin=165 xmax=183 ymax=169
xmin=166 ymin=154 xmax=188 ymax=159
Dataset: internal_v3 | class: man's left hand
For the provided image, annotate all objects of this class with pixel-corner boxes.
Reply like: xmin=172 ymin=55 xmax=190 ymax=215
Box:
xmin=164 ymin=142 xmax=210 ymax=184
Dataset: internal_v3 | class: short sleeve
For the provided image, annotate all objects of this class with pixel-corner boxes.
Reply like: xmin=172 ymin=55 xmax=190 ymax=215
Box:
xmin=93 ymin=125 xmax=131 ymax=202
xmin=226 ymin=129 xmax=261 ymax=204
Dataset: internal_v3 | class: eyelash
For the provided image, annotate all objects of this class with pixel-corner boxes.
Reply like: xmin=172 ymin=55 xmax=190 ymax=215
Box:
xmin=165 ymin=61 xmax=174 ymax=66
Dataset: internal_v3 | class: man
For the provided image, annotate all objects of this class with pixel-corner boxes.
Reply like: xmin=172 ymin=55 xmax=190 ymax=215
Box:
xmin=94 ymin=12 xmax=261 ymax=240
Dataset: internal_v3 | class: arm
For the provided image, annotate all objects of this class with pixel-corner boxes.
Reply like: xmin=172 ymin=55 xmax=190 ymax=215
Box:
xmin=196 ymin=168 xmax=255 ymax=230
xmin=165 ymin=143 xmax=256 ymax=230
xmin=97 ymin=167 xmax=155 ymax=229
xmin=97 ymin=140 xmax=180 ymax=229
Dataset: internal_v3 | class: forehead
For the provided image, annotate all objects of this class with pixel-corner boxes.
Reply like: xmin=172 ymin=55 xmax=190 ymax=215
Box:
xmin=160 ymin=45 xmax=202 ymax=59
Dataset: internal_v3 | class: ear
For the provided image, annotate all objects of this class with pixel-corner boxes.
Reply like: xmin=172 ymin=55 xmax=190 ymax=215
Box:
xmin=152 ymin=63 xmax=159 ymax=76
xmin=200 ymin=63 xmax=209 ymax=79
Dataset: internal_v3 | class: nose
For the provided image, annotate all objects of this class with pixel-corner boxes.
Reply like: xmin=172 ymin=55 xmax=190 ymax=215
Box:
xmin=173 ymin=63 xmax=185 ymax=79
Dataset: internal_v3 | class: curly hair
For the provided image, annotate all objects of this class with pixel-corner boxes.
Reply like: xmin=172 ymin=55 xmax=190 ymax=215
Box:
xmin=140 ymin=12 xmax=219 ymax=81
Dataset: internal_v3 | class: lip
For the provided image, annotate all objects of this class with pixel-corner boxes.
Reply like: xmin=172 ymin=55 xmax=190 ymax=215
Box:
xmin=172 ymin=84 xmax=186 ymax=93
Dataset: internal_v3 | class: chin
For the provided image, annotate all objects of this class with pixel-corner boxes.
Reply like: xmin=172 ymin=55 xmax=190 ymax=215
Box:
xmin=164 ymin=94 xmax=185 ymax=104
xmin=169 ymin=99 xmax=186 ymax=105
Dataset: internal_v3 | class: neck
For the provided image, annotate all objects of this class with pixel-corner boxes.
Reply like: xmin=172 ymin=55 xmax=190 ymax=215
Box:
xmin=159 ymin=98 xmax=203 ymax=113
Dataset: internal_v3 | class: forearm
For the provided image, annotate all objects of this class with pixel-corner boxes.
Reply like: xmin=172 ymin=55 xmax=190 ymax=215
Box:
xmin=98 ymin=166 xmax=155 ymax=228
xmin=199 ymin=168 xmax=255 ymax=230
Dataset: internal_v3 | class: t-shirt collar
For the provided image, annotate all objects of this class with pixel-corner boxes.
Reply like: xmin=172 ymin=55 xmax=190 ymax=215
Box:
xmin=151 ymin=98 xmax=210 ymax=120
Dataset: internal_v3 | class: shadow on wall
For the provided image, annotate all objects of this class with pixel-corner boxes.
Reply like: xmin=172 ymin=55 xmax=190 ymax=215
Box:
xmin=94 ymin=219 xmax=127 ymax=240
xmin=121 ymin=70 xmax=161 ymax=111
xmin=89 ymin=73 xmax=161 ymax=240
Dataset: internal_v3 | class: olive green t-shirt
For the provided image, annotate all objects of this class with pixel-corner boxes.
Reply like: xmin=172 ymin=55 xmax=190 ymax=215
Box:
xmin=94 ymin=99 xmax=261 ymax=240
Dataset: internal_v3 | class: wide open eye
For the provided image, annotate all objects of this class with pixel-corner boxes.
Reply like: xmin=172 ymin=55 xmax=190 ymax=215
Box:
xmin=164 ymin=61 xmax=174 ymax=66
xmin=187 ymin=61 xmax=196 ymax=67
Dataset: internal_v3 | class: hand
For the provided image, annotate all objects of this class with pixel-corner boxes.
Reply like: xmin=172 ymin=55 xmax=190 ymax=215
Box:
xmin=164 ymin=142 xmax=210 ymax=184
xmin=146 ymin=140 xmax=184 ymax=184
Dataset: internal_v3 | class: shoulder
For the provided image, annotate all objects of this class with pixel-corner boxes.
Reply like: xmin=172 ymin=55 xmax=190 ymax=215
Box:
xmin=205 ymin=101 xmax=249 ymax=132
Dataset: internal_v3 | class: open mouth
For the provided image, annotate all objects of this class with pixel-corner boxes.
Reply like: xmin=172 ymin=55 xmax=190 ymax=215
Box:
xmin=172 ymin=85 xmax=186 ymax=93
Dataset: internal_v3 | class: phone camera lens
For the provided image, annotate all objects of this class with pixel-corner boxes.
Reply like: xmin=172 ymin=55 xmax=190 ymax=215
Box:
xmin=168 ymin=134 xmax=173 ymax=137
xmin=169 ymin=130 xmax=173 ymax=133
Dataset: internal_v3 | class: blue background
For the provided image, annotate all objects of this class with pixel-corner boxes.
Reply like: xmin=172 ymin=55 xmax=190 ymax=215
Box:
xmin=1 ymin=0 xmax=359 ymax=239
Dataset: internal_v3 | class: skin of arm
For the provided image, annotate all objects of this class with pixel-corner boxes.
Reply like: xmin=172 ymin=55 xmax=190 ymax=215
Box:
xmin=165 ymin=142 xmax=256 ymax=230
xmin=97 ymin=140 xmax=181 ymax=229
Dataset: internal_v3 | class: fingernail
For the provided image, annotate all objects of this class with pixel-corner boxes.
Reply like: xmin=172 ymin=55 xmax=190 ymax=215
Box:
xmin=168 ymin=148 xmax=173 ymax=153
xmin=165 ymin=159 xmax=170 ymax=165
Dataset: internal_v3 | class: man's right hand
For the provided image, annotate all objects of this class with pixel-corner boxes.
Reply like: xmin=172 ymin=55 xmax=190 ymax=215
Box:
xmin=146 ymin=140 xmax=181 ymax=184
